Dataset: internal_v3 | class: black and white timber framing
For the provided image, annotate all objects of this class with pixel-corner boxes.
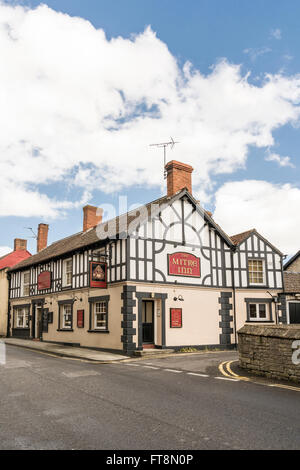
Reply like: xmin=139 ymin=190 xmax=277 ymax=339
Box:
xmin=9 ymin=190 xmax=283 ymax=300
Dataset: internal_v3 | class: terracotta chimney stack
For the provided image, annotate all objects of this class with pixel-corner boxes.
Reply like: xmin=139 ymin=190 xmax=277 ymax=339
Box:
xmin=83 ymin=205 xmax=103 ymax=232
xmin=165 ymin=160 xmax=194 ymax=197
xmin=37 ymin=223 xmax=49 ymax=253
xmin=14 ymin=239 xmax=27 ymax=251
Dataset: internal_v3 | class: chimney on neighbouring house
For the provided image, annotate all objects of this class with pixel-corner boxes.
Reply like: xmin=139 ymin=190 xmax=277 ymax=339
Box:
xmin=165 ymin=160 xmax=194 ymax=197
xmin=37 ymin=223 xmax=49 ymax=252
xmin=83 ymin=205 xmax=103 ymax=232
xmin=14 ymin=238 xmax=27 ymax=251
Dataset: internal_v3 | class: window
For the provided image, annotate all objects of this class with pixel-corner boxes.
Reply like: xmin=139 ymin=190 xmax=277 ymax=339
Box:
xmin=22 ymin=271 xmax=30 ymax=297
xmin=88 ymin=296 xmax=110 ymax=332
xmin=94 ymin=302 xmax=107 ymax=329
xmin=15 ymin=307 xmax=29 ymax=328
xmin=63 ymin=259 xmax=72 ymax=287
xmin=249 ymin=303 xmax=267 ymax=320
xmin=60 ymin=303 xmax=72 ymax=329
xmin=248 ymin=259 xmax=264 ymax=285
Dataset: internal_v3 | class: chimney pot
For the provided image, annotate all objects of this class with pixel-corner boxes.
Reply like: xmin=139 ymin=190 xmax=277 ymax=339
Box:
xmin=83 ymin=205 xmax=103 ymax=232
xmin=165 ymin=160 xmax=194 ymax=197
xmin=37 ymin=223 xmax=49 ymax=253
xmin=14 ymin=238 xmax=27 ymax=251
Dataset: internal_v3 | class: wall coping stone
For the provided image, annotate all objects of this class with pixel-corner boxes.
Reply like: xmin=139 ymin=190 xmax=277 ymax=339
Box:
xmin=238 ymin=324 xmax=300 ymax=340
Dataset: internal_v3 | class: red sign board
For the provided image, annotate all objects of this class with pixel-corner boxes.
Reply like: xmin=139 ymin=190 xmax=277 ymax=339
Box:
xmin=168 ymin=252 xmax=200 ymax=278
xmin=37 ymin=271 xmax=51 ymax=290
xmin=89 ymin=262 xmax=107 ymax=288
xmin=77 ymin=310 xmax=84 ymax=328
xmin=170 ymin=308 xmax=182 ymax=328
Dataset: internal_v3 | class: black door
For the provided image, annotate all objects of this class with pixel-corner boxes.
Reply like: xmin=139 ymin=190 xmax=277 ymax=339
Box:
xmin=142 ymin=300 xmax=154 ymax=343
xmin=289 ymin=303 xmax=300 ymax=324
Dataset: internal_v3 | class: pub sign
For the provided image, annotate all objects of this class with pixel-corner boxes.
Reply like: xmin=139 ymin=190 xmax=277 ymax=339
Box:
xmin=168 ymin=252 xmax=200 ymax=278
xmin=37 ymin=271 xmax=51 ymax=290
xmin=170 ymin=308 xmax=182 ymax=328
xmin=89 ymin=261 xmax=107 ymax=288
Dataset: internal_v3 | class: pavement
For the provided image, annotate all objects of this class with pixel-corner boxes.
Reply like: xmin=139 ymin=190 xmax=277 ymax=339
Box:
xmin=1 ymin=345 xmax=300 ymax=449
xmin=3 ymin=338 xmax=129 ymax=362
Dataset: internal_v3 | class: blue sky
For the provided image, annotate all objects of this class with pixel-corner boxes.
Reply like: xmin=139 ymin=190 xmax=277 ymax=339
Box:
xmin=0 ymin=0 xmax=299 ymax=255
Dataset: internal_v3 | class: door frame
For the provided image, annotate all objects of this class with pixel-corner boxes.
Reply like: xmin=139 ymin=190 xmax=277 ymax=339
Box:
xmin=135 ymin=292 xmax=168 ymax=351
xmin=287 ymin=300 xmax=300 ymax=324
xmin=142 ymin=300 xmax=154 ymax=344
xmin=31 ymin=299 xmax=45 ymax=339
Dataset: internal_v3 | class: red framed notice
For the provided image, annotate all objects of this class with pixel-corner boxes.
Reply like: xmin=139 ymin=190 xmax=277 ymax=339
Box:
xmin=77 ymin=310 xmax=84 ymax=328
xmin=37 ymin=271 xmax=51 ymax=290
xmin=168 ymin=252 xmax=200 ymax=278
xmin=170 ymin=308 xmax=182 ymax=328
xmin=89 ymin=261 xmax=107 ymax=288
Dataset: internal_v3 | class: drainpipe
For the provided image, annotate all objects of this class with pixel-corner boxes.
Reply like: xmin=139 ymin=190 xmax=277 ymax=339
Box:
xmin=230 ymin=250 xmax=237 ymax=347
xmin=6 ymin=272 xmax=11 ymax=338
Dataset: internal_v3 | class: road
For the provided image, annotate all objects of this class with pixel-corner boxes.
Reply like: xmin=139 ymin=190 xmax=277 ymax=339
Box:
xmin=0 ymin=345 xmax=299 ymax=450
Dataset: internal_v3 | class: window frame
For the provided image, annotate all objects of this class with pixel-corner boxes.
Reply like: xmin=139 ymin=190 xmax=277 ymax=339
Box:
xmin=62 ymin=258 xmax=73 ymax=288
xmin=245 ymin=298 xmax=273 ymax=323
xmin=88 ymin=295 xmax=110 ymax=333
xmin=22 ymin=271 xmax=31 ymax=297
xmin=57 ymin=300 xmax=74 ymax=331
xmin=248 ymin=258 xmax=265 ymax=286
xmin=14 ymin=305 xmax=30 ymax=329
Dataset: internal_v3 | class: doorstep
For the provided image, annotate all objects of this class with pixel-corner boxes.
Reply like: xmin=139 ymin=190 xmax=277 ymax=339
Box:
xmin=133 ymin=348 xmax=175 ymax=357
xmin=2 ymin=338 xmax=129 ymax=363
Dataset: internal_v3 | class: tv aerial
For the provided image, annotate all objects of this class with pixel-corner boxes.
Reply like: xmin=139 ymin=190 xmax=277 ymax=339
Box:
xmin=150 ymin=137 xmax=179 ymax=179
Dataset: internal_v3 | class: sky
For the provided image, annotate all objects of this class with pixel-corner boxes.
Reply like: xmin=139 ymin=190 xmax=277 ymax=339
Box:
xmin=0 ymin=0 xmax=299 ymax=257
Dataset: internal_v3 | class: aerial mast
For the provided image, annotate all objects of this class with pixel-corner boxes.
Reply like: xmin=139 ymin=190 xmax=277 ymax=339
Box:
xmin=150 ymin=137 xmax=179 ymax=179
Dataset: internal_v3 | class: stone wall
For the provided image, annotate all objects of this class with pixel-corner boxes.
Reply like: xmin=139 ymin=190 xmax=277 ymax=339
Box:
xmin=238 ymin=324 xmax=300 ymax=383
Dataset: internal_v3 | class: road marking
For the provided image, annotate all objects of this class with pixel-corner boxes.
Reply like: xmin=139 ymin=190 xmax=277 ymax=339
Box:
xmin=125 ymin=363 xmax=140 ymax=367
xmin=215 ymin=376 xmax=239 ymax=382
xmin=62 ymin=371 xmax=100 ymax=378
xmin=268 ymin=384 xmax=300 ymax=392
xmin=218 ymin=361 xmax=233 ymax=378
xmin=164 ymin=369 xmax=183 ymax=373
xmin=187 ymin=372 xmax=209 ymax=378
xmin=143 ymin=365 xmax=159 ymax=370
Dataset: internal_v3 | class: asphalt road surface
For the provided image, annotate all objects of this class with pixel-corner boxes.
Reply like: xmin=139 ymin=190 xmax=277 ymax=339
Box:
xmin=0 ymin=345 xmax=299 ymax=450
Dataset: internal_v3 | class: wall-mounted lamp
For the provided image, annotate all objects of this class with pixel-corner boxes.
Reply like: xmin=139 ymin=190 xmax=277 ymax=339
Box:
xmin=173 ymin=295 xmax=184 ymax=302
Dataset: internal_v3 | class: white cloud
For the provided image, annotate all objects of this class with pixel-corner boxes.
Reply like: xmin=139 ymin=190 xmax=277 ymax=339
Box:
xmin=270 ymin=28 xmax=282 ymax=40
xmin=214 ymin=180 xmax=300 ymax=255
xmin=265 ymin=152 xmax=295 ymax=168
xmin=0 ymin=246 xmax=12 ymax=257
xmin=243 ymin=46 xmax=272 ymax=61
xmin=0 ymin=3 xmax=299 ymax=219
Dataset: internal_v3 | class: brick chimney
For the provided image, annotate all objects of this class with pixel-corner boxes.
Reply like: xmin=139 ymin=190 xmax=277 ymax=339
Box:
xmin=165 ymin=160 xmax=194 ymax=197
xmin=14 ymin=239 xmax=27 ymax=251
xmin=83 ymin=205 xmax=103 ymax=232
xmin=37 ymin=223 xmax=49 ymax=252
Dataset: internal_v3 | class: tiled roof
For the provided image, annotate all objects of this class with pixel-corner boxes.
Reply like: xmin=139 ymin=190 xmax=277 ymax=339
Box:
xmin=7 ymin=189 xmax=281 ymax=272
xmin=230 ymin=229 xmax=255 ymax=245
xmin=0 ymin=250 xmax=31 ymax=270
xmin=284 ymin=272 xmax=300 ymax=293
xmin=8 ymin=193 xmax=171 ymax=271
xmin=284 ymin=250 xmax=300 ymax=271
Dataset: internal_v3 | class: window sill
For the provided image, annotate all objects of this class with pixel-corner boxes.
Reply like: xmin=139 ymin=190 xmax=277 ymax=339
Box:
xmin=246 ymin=320 xmax=274 ymax=323
xmin=87 ymin=330 xmax=110 ymax=334
xmin=57 ymin=329 xmax=74 ymax=332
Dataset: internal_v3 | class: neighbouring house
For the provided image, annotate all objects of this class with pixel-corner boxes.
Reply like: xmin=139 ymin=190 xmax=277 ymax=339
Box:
xmin=7 ymin=160 xmax=284 ymax=353
xmin=0 ymin=239 xmax=31 ymax=336
xmin=280 ymin=251 xmax=300 ymax=324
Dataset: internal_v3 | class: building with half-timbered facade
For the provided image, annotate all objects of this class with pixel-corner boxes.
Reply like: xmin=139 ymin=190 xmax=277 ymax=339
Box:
xmin=7 ymin=160 xmax=285 ymax=353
